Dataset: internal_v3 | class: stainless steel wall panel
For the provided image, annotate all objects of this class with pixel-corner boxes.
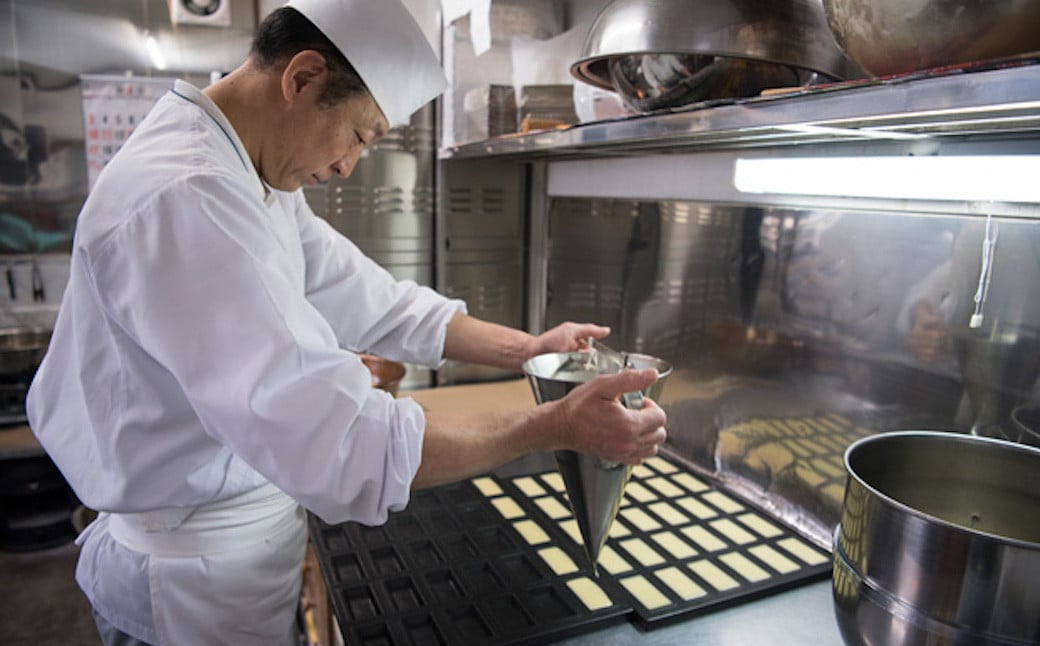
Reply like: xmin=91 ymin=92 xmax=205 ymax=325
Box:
xmin=436 ymin=158 xmax=526 ymax=385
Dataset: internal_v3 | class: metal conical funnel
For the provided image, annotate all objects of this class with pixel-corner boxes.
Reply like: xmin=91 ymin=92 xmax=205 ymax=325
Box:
xmin=522 ymin=350 xmax=671 ymax=571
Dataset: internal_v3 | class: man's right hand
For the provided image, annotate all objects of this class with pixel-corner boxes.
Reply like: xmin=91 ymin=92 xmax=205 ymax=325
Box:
xmin=554 ymin=368 xmax=668 ymax=465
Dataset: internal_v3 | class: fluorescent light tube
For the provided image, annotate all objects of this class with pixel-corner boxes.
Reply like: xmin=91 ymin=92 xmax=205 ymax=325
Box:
xmin=733 ymin=155 xmax=1040 ymax=203
xmin=144 ymin=33 xmax=168 ymax=71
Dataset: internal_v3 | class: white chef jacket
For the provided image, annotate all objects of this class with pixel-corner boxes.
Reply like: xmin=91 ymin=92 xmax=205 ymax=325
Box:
xmin=26 ymin=80 xmax=464 ymax=643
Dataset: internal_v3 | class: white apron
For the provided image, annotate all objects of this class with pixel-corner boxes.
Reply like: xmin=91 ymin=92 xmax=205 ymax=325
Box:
xmin=81 ymin=482 xmax=307 ymax=646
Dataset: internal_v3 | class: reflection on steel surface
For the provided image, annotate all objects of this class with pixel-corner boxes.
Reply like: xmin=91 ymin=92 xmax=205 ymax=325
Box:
xmin=544 ymin=198 xmax=1040 ymax=548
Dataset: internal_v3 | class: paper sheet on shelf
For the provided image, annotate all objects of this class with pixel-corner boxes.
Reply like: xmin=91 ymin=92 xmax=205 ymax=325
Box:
xmin=442 ymin=0 xmax=491 ymax=55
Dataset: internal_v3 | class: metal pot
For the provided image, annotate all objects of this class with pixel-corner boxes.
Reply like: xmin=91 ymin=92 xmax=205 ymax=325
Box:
xmin=833 ymin=431 xmax=1040 ymax=645
xmin=571 ymin=0 xmax=859 ymax=112
xmin=822 ymin=0 xmax=1040 ymax=77
xmin=0 ymin=328 xmax=50 ymax=376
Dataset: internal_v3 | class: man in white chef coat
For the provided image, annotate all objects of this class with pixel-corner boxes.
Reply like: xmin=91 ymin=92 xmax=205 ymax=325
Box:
xmin=25 ymin=1 xmax=667 ymax=644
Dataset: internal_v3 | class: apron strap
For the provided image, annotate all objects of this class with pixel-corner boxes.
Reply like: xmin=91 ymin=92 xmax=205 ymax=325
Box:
xmin=108 ymin=482 xmax=301 ymax=556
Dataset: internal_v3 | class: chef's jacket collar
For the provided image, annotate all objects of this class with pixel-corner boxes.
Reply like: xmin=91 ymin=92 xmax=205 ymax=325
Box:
xmin=171 ymin=80 xmax=271 ymax=205
xmin=284 ymin=0 xmax=447 ymax=128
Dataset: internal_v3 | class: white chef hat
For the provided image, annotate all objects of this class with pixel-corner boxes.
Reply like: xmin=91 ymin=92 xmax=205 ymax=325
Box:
xmin=285 ymin=0 xmax=448 ymax=128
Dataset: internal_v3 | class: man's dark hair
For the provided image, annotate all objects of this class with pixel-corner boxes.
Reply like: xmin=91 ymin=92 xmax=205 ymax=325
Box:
xmin=251 ymin=7 xmax=370 ymax=107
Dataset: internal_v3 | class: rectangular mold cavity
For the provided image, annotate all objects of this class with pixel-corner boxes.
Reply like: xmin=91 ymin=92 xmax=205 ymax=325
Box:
xmin=385 ymin=576 xmax=423 ymax=612
xmin=407 ymin=539 xmax=443 ymax=568
xmin=389 ymin=513 xmax=426 ymax=541
xmin=357 ymin=524 xmax=390 ymax=547
xmin=485 ymin=594 xmax=535 ymax=631
xmin=345 ymin=585 xmax=381 ymax=622
xmin=354 ymin=621 xmax=393 ymax=646
xmin=496 ymin=552 xmax=544 ymax=586
xmin=402 ymin=613 xmax=446 ymax=645
xmin=456 ymin=501 xmax=495 ymax=527
xmin=461 ymin=560 xmax=504 ymax=594
xmin=473 ymin=526 xmax=517 ymax=552
xmin=426 ymin=569 xmax=465 ymax=602
xmin=445 ymin=604 xmax=494 ymax=641
xmin=423 ymin=509 xmax=460 ymax=534
xmin=320 ymin=528 xmax=351 ymax=553
xmin=443 ymin=481 xmax=481 ymax=503
xmin=371 ymin=546 xmax=404 ymax=576
xmin=526 ymin=584 xmax=578 ymax=622
xmin=439 ymin=532 xmax=479 ymax=561
xmin=332 ymin=553 xmax=364 ymax=585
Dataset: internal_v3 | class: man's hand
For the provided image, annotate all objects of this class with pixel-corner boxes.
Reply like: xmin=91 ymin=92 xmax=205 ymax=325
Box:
xmin=908 ymin=301 xmax=949 ymax=363
xmin=525 ymin=322 xmax=611 ymax=359
xmin=555 ymin=368 xmax=667 ymax=465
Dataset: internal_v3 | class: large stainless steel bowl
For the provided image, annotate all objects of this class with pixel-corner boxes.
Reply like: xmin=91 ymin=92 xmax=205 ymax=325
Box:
xmin=571 ymin=0 xmax=859 ymax=112
xmin=833 ymin=431 xmax=1040 ymax=645
xmin=822 ymin=0 xmax=1040 ymax=77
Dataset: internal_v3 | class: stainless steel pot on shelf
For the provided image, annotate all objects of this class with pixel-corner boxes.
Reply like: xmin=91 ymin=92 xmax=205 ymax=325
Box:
xmin=833 ymin=431 xmax=1040 ymax=645
xmin=570 ymin=0 xmax=859 ymax=112
xmin=822 ymin=0 xmax=1040 ymax=77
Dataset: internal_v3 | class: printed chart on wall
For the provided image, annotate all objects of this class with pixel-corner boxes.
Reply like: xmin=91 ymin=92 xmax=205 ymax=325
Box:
xmin=80 ymin=75 xmax=176 ymax=190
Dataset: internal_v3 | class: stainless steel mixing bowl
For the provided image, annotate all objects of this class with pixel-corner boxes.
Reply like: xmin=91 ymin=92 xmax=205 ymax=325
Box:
xmin=571 ymin=0 xmax=858 ymax=111
xmin=833 ymin=431 xmax=1040 ymax=645
xmin=822 ymin=0 xmax=1040 ymax=77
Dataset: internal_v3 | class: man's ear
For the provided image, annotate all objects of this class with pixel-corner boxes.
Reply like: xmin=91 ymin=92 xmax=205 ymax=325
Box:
xmin=280 ymin=50 xmax=328 ymax=104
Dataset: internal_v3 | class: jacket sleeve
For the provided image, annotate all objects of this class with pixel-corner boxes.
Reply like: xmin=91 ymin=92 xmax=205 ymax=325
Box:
xmin=88 ymin=174 xmax=429 ymax=524
xmin=287 ymin=190 xmax=466 ymax=367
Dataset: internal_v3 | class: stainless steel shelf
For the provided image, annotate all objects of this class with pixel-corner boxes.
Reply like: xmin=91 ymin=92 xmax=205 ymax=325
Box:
xmin=439 ymin=60 xmax=1040 ymax=160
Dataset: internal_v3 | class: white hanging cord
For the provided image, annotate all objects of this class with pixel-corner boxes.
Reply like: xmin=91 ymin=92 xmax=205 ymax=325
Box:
xmin=969 ymin=206 xmax=998 ymax=328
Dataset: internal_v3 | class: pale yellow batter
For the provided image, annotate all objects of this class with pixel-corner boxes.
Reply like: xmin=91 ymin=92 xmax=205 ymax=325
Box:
xmin=645 ymin=476 xmax=684 ymax=498
xmin=535 ymin=496 xmax=571 ymax=520
xmin=541 ymin=472 xmax=566 ymax=493
xmin=709 ymin=518 xmax=756 ymax=545
xmin=620 ymin=507 xmax=662 ymax=532
xmin=597 ymin=544 xmax=633 ymax=575
xmin=650 ymin=531 xmax=697 ymax=560
xmin=472 ymin=476 xmax=502 ymax=497
xmin=655 ymin=566 xmax=707 ymax=601
xmin=702 ymin=491 xmax=744 ymax=514
xmin=539 ymin=546 xmax=579 ymax=576
xmin=720 ymin=552 xmax=770 ymax=583
xmin=688 ymin=559 xmax=739 ymax=591
xmin=681 ymin=525 xmax=727 ymax=552
xmin=620 ymin=574 xmax=671 ymax=610
xmin=777 ymin=537 xmax=828 ymax=566
xmin=619 ymin=537 xmax=666 ymax=567
xmin=736 ymin=512 xmax=783 ymax=538
xmin=567 ymin=577 xmax=613 ymax=611
xmin=749 ymin=544 xmax=800 ymax=574
xmin=513 ymin=476 xmax=547 ymax=498
xmin=672 ymin=472 xmax=709 ymax=493
xmin=491 ymin=495 xmax=524 ymax=520
xmin=648 ymin=501 xmax=689 ymax=527
xmin=676 ymin=497 xmax=718 ymax=520
xmin=513 ymin=519 xmax=549 ymax=545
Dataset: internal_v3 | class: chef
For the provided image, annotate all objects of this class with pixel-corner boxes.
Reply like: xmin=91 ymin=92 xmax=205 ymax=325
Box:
xmin=26 ymin=1 xmax=667 ymax=644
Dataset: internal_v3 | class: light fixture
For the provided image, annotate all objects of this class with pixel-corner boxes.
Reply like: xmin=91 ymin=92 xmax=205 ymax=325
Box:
xmin=733 ymin=155 xmax=1040 ymax=203
xmin=144 ymin=32 xmax=168 ymax=70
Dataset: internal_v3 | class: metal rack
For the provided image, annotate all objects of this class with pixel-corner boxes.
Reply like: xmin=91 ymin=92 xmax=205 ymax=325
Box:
xmin=439 ymin=60 xmax=1040 ymax=160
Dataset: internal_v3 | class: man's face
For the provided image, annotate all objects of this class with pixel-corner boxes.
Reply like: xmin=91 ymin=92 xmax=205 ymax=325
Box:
xmin=263 ymin=86 xmax=388 ymax=192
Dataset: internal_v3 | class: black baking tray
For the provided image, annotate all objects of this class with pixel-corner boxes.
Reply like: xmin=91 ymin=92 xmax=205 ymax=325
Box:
xmin=500 ymin=455 xmax=833 ymax=629
xmin=308 ymin=479 xmax=633 ymax=646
